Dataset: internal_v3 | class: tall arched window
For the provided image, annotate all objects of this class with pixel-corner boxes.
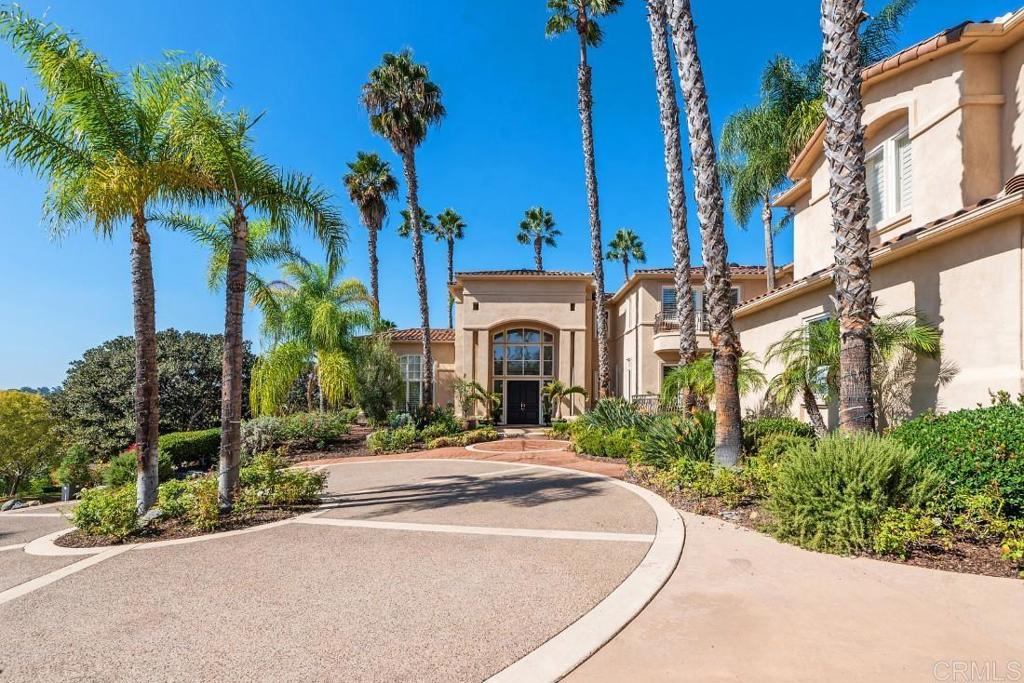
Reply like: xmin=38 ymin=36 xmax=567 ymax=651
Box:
xmin=398 ymin=355 xmax=423 ymax=411
xmin=491 ymin=328 xmax=554 ymax=377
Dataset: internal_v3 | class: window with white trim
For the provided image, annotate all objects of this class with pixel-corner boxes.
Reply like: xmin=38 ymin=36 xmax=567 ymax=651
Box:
xmin=398 ymin=355 xmax=423 ymax=412
xmin=867 ymin=129 xmax=912 ymax=226
xmin=694 ymin=286 xmax=740 ymax=331
xmin=660 ymin=286 xmax=676 ymax=319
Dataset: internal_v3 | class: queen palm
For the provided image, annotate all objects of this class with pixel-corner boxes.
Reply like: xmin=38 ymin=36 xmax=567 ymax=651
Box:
xmin=661 ymin=354 xmax=766 ymax=410
xmin=545 ymin=0 xmax=621 ymax=398
xmin=431 ymin=208 xmax=466 ymax=328
xmin=667 ymin=0 xmax=743 ymax=466
xmin=362 ymin=50 xmax=445 ymax=407
xmin=516 ymin=206 xmax=560 ymax=271
xmin=0 ymin=8 xmax=223 ymax=512
xmin=606 ymin=228 xmax=646 ymax=280
xmin=251 ymin=261 xmax=374 ymax=415
xmin=644 ymin=0 xmax=697 ymax=383
xmin=343 ymin=151 xmax=398 ymax=316
xmin=821 ymin=0 xmax=874 ymax=432
xmin=173 ymin=105 xmax=344 ymax=507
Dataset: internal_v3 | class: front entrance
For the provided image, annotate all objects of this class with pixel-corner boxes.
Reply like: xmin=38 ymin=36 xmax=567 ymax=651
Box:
xmin=506 ymin=380 xmax=540 ymax=425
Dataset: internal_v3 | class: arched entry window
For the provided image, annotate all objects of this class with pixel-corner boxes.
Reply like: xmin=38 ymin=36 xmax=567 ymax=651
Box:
xmin=491 ymin=327 xmax=555 ymax=425
xmin=398 ymin=355 xmax=423 ymax=412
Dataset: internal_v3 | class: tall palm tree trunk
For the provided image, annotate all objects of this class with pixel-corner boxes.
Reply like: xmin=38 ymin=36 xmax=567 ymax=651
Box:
xmin=577 ymin=35 xmax=611 ymax=398
xmin=368 ymin=224 xmax=380 ymax=317
xmin=400 ymin=149 xmax=434 ymax=405
xmin=622 ymin=255 xmax=630 ymax=281
xmin=534 ymin=238 xmax=543 ymax=271
xmin=446 ymin=238 xmax=455 ymax=328
xmin=668 ymin=0 xmax=742 ymax=466
xmin=646 ymin=0 xmax=698 ymax=398
xmin=762 ymin=196 xmax=776 ymax=290
xmin=802 ymin=384 xmax=829 ymax=437
xmin=821 ymin=0 xmax=874 ymax=432
xmin=218 ymin=207 xmax=248 ymax=508
xmin=130 ymin=214 xmax=160 ymax=512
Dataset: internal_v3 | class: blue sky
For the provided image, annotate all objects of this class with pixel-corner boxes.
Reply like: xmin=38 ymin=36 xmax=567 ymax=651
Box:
xmin=0 ymin=0 xmax=1014 ymax=387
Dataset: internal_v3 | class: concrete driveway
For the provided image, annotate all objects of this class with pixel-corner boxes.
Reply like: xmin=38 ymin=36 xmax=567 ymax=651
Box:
xmin=0 ymin=457 xmax=677 ymax=682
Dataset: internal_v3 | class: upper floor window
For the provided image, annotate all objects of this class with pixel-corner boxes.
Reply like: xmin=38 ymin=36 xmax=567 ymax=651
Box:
xmin=492 ymin=328 xmax=554 ymax=377
xmin=661 ymin=285 xmax=739 ymax=331
xmin=867 ymin=130 xmax=912 ymax=226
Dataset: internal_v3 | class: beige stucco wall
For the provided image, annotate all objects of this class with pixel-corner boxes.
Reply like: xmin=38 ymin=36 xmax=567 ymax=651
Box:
xmin=738 ymin=217 xmax=1024 ymax=424
xmin=390 ymin=340 xmax=456 ymax=409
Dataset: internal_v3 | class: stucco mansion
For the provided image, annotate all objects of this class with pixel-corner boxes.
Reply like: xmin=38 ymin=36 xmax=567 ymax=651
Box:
xmin=389 ymin=9 xmax=1024 ymax=427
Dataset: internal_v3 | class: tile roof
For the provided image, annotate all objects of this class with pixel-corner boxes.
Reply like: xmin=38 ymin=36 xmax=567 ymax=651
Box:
xmin=387 ymin=328 xmax=456 ymax=343
xmin=633 ymin=264 xmax=772 ymax=276
xmin=455 ymin=269 xmax=592 ymax=278
xmin=861 ymin=21 xmax=972 ymax=82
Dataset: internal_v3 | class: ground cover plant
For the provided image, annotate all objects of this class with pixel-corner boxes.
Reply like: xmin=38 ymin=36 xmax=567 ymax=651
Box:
xmin=364 ymin=406 xmax=493 ymax=454
xmin=240 ymin=410 xmax=356 ymax=456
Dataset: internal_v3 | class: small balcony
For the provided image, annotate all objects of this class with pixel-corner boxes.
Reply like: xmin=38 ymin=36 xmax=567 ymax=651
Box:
xmin=652 ymin=311 xmax=711 ymax=356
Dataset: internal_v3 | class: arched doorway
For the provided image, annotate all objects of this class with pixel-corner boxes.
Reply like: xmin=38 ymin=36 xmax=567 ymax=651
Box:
xmin=490 ymin=325 xmax=556 ymax=425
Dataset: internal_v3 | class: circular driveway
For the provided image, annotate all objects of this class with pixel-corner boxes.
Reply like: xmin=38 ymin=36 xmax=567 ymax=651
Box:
xmin=0 ymin=457 xmax=682 ymax=682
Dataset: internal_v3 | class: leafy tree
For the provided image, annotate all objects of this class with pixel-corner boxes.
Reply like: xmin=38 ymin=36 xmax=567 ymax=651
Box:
xmin=666 ymin=0 xmax=743 ymax=465
xmin=545 ymin=0 xmax=621 ymax=398
xmin=542 ymin=380 xmax=587 ymax=420
xmin=362 ymin=50 xmax=445 ymax=406
xmin=343 ymin=151 xmax=398 ymax=315
xmin=0 ymin=7 xmax=224 ymax=512
xmin=352 ymin=335 xmax=404 ymax=425
xmin=50 ymin=330 xmax=254 ymax=459
xmin=250 ymin=261 xmax=374 ymax=415
xmin=516 ymin=206 xmax=560 ymax=271
xmin=605 ymin=228 xmax=646 ymax=280
xmin=430 ymin=208 xmax=467 ymax=328
xmin=0 ymin=390 xmax=58 ymax=495
xmin=661 ymin=354 xmax=766 ymax=410
xmin=645 ymin=0 xmax=698 ymax=385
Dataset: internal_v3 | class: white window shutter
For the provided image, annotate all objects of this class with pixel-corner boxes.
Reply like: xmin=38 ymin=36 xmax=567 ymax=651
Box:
xmin=867 ymin=152 xmax=885 ymax=226
xmin=896 ymin=134 xmax=912 ymax=213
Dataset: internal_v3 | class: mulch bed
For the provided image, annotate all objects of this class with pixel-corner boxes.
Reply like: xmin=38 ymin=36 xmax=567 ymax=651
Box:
xmin=627 ymin=468 xmax=1021 ymax=580
xmin=280 ymin=426 xmax=375 ymax=462
xmin=55 ymin=505 xmax=316 ymax=548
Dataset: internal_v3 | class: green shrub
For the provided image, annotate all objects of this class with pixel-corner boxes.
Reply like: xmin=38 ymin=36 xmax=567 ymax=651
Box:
xmin=158 ymin=429 xmax=220 ymax=469
xmin=755 ymin=433 xmax=813 ymax=464
xmin=580 ymin=398 xmax=652 ymax=433
xmin=872 ymin=507 xmax=946 ymax=559
xmin=239 ymin=452 xmax=326 ymax=506
xmin=277 ymin=412 xmax=351 ymax=444
xmin=419 ymin=409 xmax=462 ymax=441
xmin=366 ymin=424 xmax=417 ymax=454
xmin=637 ymin=411 xmax=715 ymax=468
xmin=187 ymin=478 xmax=220 ymax=531
xmin=742 ymin=417 xmax=815 ymax=455
xmin=889 ymin=399 xmax=1024 ymax=515
xmin=548 ymin=420 xmax=571 ymax=438
xmin=157 ymin=479 xmax=192 ymax=518
xmin=73 ymin=485 xmax=138 ymax=539
xmin=768 ymin=435 xmax=941 ymax=554
xmin=572 ymin=425 xmax=638 ymax=459
xmin=103 ymin=449 xmax=172 ymax=487
xmin=56 ymin=444 xmax=93 ymax=488
xmin=425 ymin=426 xmax=498 ymax=450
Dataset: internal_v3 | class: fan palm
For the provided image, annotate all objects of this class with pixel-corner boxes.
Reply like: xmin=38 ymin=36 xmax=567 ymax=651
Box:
xmin=644 ymin=0 xmax=698 ymax=383
xmin=821 ymin=0 xmax=874 ymax=432
xmin=661 ymin=354 xmax=766 ymax=410
xmin=542 ymin=380 xmax=588 ymax=420
xmin=606 ymin=228 xmax=646 ymax=280
xmin=343 ymin=151 xmax=398 ymax=316
xmin=362 ymin=50 xmax=445 ymax=407
xmin=666 ymin=0 xmax=743 ymax=466
xmin=516 ymin=206 xmax=560 ymax=271
xmin=0 ymin=8 xmax=224 ymax=512
xmin=398 ymin=208 xmax=435 ymax=237
xmin=250 ymin=261 xmax=374 ymax=416
xmin=430 ymin=208 xmax=466 ymax=328
xmin=765 ymin=309 xmax=946 ymax=436
xmin=545 ymin=0 xmax=621 ymax=398
xmin=170 ymin=105 xmax=344 ymax=507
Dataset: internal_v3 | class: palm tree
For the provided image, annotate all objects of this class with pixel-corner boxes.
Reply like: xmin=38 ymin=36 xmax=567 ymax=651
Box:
xmin=431 ymin=208 xmax=466 ymax=328
xmin=644 ymin=0 xmax=698 ymax=385
xmin=343 ymin=151 xmax=398 ymax=316
xmin=661 ymin=354 xmax=766 ymax=410
xmin=765 ymin=309 xmax=946 ymax=435
xmin=172 ymin=105 xmax=344 ymax=508
xmin=666 ymin=0 xmax=742 ymax=466
xmin=820 ymin=0 xmax=874 ymax=432
xmin=362 ymin=50 xmax=445 ymax=407
xmin=542 ymin=380 xmax=588 ymax=420
xmin=399 ymin=208 xmax=435 ymax=237
xmin=516 ymin=206 xmax=561 ymax=270
xmin=545 ymin=0 xmax=622 ymax=398
xmin=606 ymin=228 xmax=646 ymax=280
xmin=0 ymin=8 xmax=224 ymax=512
xmin=250 ymin=261 xmax=374 ymax=415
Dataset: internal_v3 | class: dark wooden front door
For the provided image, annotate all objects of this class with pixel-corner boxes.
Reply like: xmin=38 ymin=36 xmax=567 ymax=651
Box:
xmin=506 ymin=380 xmax=540 ymax=424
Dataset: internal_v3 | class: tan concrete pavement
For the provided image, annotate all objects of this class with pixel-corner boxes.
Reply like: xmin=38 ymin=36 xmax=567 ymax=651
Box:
xmin=568 ymin=511 xmax=1024 ymax=683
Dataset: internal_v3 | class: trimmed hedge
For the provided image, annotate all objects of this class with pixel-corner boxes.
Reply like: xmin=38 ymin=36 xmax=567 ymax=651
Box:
xmin=889 ymin=401 xmax=1024 ymax=515
xmin=159 ymin=429 xmax=221 ymax=469
xmin=103 ymin=449 xmax=173 ymax=487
